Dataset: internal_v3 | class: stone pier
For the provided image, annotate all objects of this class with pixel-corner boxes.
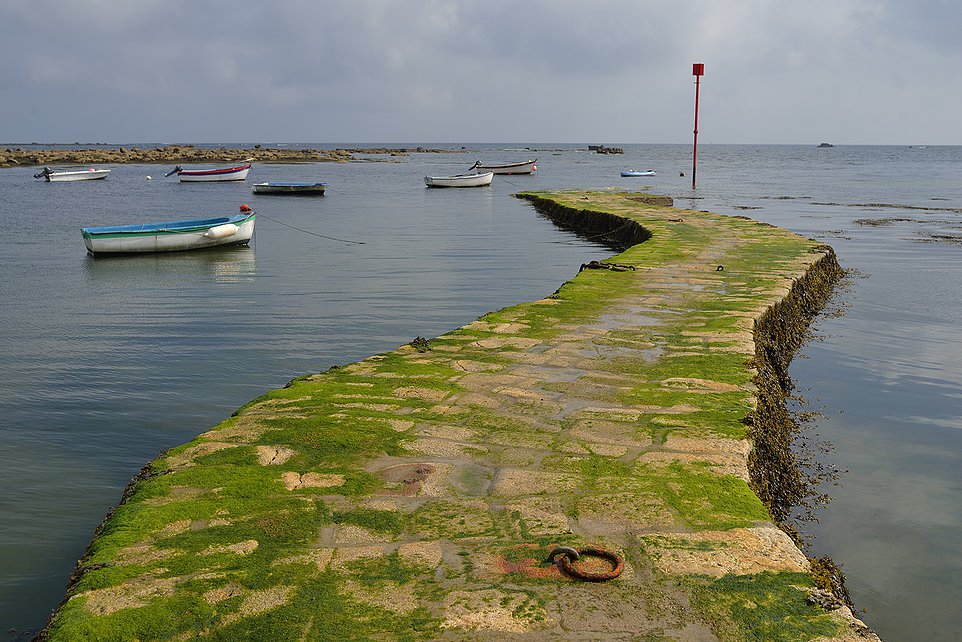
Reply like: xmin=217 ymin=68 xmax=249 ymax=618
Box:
xmin=42 ymin=191 xmax=878 ymax=640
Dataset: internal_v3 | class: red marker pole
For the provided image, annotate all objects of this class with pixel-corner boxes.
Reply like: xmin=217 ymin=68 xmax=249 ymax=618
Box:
xmin=691 ymin=63 xmax=704 ymax=189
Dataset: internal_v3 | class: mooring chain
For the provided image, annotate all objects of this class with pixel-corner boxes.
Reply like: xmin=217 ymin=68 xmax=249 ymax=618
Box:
xmin=579 ymin=260 xmax=636 ymax=273
xmin=547 ymin=546 xmax=624 ymax=582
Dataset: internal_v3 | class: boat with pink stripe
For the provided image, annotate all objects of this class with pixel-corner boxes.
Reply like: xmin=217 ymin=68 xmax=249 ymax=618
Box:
xmin=165 ymin=162 xmax=252 ymax=182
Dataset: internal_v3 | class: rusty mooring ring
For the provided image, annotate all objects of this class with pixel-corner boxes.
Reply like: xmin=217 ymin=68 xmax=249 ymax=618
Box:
xmin=548 ymin=546 xmax=624 ymax=582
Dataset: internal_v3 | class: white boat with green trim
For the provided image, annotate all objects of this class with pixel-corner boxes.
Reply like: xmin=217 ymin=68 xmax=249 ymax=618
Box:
xmin=81 ymin=205 xmax=256 ymax=256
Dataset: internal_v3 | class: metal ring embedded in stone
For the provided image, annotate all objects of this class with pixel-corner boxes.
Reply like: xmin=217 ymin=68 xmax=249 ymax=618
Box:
xmin=547 ymin=546 xmax=581 ymax=562
xmin=548 ymin=546 xmax=624 ymax=582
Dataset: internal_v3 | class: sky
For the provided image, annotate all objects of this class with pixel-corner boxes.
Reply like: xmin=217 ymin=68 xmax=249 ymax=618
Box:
xmin=2 ymin=0 xmax=961 ymax=145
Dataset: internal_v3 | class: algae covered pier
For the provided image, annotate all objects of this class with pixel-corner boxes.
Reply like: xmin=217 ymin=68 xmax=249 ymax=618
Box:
xmin=43 ymin=191 xmax=875 ymax=639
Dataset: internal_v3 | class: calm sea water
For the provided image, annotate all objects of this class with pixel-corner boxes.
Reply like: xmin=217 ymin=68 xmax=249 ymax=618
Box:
xmin=1 ymin=144 xmax=960 ymax=640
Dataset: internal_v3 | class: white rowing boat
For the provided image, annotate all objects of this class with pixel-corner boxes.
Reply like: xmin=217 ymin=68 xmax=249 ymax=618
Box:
xmin=81 ymin=205 xmax=256 ymax=255
xmin=620 ymin=169 xmax=656 ymax=177
xmin=34 ymin=167 xmax=111 ymax=182
xmin=166 ymin=162 xmax=252 ymax=182
xmin=424 ymin=171 xmax=494 ymax=188
xmin=470 ymin=159 xmax=537 ymax=175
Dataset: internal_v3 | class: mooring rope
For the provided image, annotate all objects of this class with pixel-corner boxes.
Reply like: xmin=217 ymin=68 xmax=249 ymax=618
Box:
xmin=255 ymin=211 xmax=365 ymax=245
xmin=495 ymin=174 xmax=524 ymax=188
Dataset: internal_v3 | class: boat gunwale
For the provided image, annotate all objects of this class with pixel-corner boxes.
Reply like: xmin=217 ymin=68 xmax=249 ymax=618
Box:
xmin=424 ymin=171 xmax=494 ymax=181
xmin=44 ymin=168 xmax=111 ymax=176
xmin=252 ymin=182 xmax=327 ymax=188
xmin=474 ymin=158 xmax=537 ymax=169
xmin=81 ymin=213 xmax=255 ymax=238
xmin=176 ymin=163 xmax=252 ymax=176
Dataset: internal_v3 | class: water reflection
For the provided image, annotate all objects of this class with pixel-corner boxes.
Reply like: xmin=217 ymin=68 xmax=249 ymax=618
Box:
xmin=83 ymin=247 xmax=256 ymax=283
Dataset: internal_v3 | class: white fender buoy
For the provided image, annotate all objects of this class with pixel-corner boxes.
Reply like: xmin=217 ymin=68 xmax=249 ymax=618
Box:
xmin=146 ymin=175 xmax=152 ymax=180
xmin=205 ymin=223 xmax=239 ymax=239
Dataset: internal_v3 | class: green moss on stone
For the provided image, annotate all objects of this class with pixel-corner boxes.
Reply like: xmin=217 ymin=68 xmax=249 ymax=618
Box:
xmin=689 ymin=572 xmax=843 ymax=641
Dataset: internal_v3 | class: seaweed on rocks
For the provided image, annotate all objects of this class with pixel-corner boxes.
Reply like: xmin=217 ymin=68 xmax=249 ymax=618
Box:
xmin=515 ymin=192 xmax=659 ymax=250
xmin=748 ymin=247 xmax=844 ymax=527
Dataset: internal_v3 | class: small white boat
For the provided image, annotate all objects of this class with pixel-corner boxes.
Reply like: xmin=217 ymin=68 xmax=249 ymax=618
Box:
xmin=252 ymin=181 xmax=326 ymax=195
xmin=81 ymin=205 xmax=256 ymax=255
xmin=424 ymin=171 xmax=494 ymax=188
xmin=621 ymin=169 xmax=656 ymax=177
xmin=166 ymin=162 xmax=252 ymax=182
xmin=34 ymin=167 xmax=111 ymax=182
xmin=470 ymin=159 xmax=537 ymax=175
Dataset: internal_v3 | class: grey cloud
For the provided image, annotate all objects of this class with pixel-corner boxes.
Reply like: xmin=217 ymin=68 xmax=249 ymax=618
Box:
xmin=2 ymin=1 xmax=961 ymax=143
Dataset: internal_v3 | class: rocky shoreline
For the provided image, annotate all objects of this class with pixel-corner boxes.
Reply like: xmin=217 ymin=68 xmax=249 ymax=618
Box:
xmin=0 ymin=145 xmax=458 ymax=168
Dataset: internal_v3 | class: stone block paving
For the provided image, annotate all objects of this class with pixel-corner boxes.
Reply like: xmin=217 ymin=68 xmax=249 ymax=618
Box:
xmin=44 ymin=192 xmax=879 ymax=641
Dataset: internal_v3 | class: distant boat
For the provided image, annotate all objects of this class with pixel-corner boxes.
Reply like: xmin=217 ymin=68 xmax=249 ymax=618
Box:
xmin=34 ymin=167 xmax=110 ymax=182
xmin=470 ymin=159 xmax=537 ymax=175
xmin=818 ymin=142 xmax=835 ymax=148
xmin=621 ymin=169 xmax=656 ymax=177
xmin=81 ymin=205 xmax=256 ymax=255
xmin=424 ymin=172 xmax=494 ymax=188
xmin=166 ymin=162 xmax=252 ymax=182
xmin=252 ymin=182 xmax=327 ymax=195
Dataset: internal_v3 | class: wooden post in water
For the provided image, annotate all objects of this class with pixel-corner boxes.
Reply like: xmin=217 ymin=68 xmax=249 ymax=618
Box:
xmin=691 ymin=63 xmax=704 ymax=189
